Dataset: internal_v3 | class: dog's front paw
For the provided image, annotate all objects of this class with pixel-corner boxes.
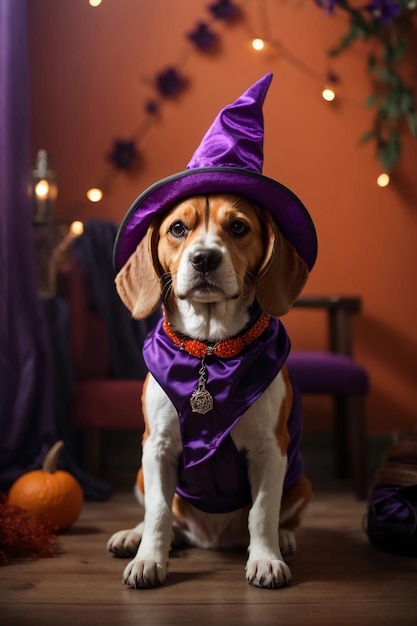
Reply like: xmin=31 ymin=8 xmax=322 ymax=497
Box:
xmin=107 ymin=529 xmax=141 ymax=558
xmin=246 ymin=558 xmax=292 ymax=589
xmin=123 ymin=558 xmax=167 ymax=589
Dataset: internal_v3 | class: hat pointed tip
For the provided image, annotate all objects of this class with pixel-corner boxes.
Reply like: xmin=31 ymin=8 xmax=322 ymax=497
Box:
xmin=245 ymin=73 xmax=273 ymax=106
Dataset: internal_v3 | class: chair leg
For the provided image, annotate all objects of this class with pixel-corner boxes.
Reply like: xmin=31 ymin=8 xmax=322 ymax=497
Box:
xmin=346 ymin=395 xmax=368 ymax=500
xmin=333 ymin=395 xmax=348 ymax=478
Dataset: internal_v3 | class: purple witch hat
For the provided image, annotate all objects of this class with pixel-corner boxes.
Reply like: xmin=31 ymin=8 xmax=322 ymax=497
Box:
xmin=114 ymin=73 xmax=317 ymax=271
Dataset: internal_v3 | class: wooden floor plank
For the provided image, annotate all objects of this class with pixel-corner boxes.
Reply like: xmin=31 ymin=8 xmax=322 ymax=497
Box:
xmin=3 ymin=602 xmax=417 ymax=626
xmin=1 ymin=490 xmax=416 ymax=625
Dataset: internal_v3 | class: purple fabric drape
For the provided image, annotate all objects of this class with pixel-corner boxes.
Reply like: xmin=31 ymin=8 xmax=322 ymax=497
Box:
xmin=0 ymin=0 xmax=57 ymax=489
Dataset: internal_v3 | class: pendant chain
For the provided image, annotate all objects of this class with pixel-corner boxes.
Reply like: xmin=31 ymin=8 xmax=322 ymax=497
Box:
xmin=163 ymin=313 xmax=272 ymax=416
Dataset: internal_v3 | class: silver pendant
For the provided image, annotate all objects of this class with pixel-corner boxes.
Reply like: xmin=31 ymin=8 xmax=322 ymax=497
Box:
xmin=190 ymin=387 xmax=213 ymax=414
xmin=190 ymin=359 xmax=213 ymax=414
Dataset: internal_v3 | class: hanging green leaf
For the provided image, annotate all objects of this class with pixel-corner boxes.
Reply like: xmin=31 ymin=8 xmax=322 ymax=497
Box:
xmin=329 ymin=31 xmax=356 ymax=56
xmin=378 ymin=68 xmax=400 ymax=87
xmin=407 ymin=113 xmax=417 ymax=138
xmin=365 ymin=93 xmax=378 ymax=108
xmin=383 ymin=36 xmax=406 ymax=64
xmin=378 ymin=88 xmax=412 ymax=119
xmin=378 ymin=131 xmax=401 ymax=170
xmin=367 ymin=53 xmax=377 ymax=73
xmin=399 ymin=89 xmax=415 ymax=115
xmin=359 ymin=129 xmax=378 ymax=144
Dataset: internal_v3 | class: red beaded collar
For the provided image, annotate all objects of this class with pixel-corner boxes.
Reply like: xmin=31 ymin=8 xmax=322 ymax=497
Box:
xmin=162 ymin=312 xmax=271 ymax=359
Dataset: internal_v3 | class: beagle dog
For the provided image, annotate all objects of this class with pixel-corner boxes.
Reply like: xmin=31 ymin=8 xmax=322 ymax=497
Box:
xmin=107 ymin=193 xmax=312 ymax=589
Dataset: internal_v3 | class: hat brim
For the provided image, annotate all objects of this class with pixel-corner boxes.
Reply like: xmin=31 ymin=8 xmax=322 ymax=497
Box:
xmin=114 ymin=167 xmax=317 ymax=272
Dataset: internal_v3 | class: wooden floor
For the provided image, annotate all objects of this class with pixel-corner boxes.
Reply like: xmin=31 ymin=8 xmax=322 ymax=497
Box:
xmin=1 ymin=487 xmax=416 ymax=626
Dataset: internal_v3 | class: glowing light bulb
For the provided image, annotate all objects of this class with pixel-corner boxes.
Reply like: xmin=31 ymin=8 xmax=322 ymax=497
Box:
xmin=70 ymin=220 xmax=84 ymax=236
xmin=87 ymin=187 xmax=103 ymax=202
xmin=377 ymin=173 xmax=390 ymax=187
xmin=89 ymin=0 xmax=102 ymax=6
xmin=35 ymin=179 xmax=50 ymax=199
xmin=322 ymin=87 xmax=336 ymax=102
xmin=252 ymin=38 xmax=265 ymax=51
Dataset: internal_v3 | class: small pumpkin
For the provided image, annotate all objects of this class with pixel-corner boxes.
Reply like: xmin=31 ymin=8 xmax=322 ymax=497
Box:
xmin=8 ymin=440 xmax=84 ymax=531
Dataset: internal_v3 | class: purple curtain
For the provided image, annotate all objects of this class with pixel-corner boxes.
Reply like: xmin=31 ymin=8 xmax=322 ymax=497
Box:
xmin=0 ymin=0 xmax=57 ymax=489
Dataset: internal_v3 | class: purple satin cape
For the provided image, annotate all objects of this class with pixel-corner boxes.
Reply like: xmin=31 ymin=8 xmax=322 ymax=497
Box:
xmin=142 ymin=316 xmax=304 ymax=513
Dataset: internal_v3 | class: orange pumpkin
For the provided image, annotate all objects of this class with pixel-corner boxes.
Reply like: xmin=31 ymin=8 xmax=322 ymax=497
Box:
xmin=8 ymin=441 xmax=84 ymax=531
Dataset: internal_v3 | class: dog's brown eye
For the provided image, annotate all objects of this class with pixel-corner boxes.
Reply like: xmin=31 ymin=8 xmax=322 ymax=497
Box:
xmin=229 ymin=220 xmax=249 ymax=237
xmin=169 ymin=221 xmax=188 ymax=238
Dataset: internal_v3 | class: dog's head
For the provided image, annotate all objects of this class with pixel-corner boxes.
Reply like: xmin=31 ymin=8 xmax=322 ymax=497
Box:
xmin=116 ymin=194 xmax=308 ymax=336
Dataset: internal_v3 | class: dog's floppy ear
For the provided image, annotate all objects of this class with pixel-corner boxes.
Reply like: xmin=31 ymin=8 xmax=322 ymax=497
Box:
xmin=115 ymin=225 xmax=162 ymax=319
xmin=255 ymin=212 xmax=309 ymax=318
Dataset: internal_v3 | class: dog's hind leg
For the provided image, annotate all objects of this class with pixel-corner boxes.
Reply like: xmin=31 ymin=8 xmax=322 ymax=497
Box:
xmin=279 ymin=475 xmax=313 ymax=556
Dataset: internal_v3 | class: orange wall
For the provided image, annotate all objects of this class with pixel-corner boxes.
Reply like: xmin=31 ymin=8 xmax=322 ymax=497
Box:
xmin=28 ymin=0 xmax=417 ymax=434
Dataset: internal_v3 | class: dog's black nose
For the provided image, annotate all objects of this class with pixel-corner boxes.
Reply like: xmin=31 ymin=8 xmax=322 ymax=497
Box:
xmin=190 ymin=249 xmax=221 ymax=273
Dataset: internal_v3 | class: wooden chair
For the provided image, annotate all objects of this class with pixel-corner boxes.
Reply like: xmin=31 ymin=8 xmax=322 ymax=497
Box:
xmin=58 ymin=255 xmax=145 ymax=475
xmin=287 ymin=296 xmax=369 ymax=499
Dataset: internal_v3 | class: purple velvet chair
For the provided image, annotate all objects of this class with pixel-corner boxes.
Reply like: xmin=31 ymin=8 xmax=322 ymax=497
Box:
xmin=287 ymin=296 xmax=369 ymax=500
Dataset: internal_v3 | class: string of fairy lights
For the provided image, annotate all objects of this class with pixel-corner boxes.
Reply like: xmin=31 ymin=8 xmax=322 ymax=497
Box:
xmin=69 ymin=0 xmax=392 ymax=221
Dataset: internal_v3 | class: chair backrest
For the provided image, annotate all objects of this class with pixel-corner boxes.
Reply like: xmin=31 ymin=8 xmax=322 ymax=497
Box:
xmin=57 ymin=254 xmax=111 ymax=380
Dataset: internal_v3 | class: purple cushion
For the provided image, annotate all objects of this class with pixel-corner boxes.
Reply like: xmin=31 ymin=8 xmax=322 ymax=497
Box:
xmin=286 ymin=351 xmax=369 ymax=395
